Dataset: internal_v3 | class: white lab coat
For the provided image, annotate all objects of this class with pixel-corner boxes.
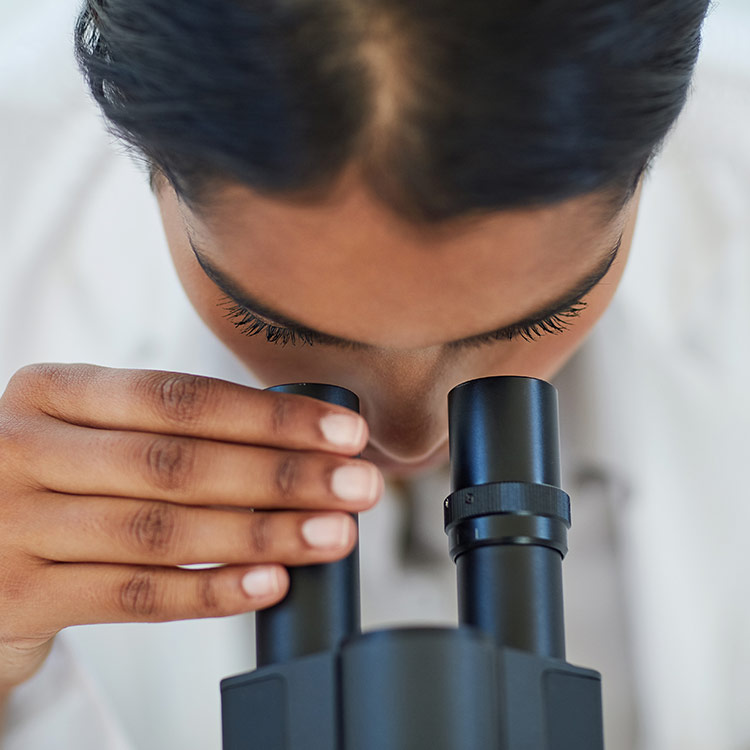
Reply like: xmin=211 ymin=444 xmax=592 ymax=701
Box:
xmin=0 ymin=2 xmax=748 ymax=748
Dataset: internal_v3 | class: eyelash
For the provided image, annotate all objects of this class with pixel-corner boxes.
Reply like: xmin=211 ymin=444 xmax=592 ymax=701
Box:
xmin=218 ymin=296 xmax=321 ymax=347
xmin=217 ymin=294 xmax=589 ymax=349
xmin=451 ymin=300 xmax=589 ymax=349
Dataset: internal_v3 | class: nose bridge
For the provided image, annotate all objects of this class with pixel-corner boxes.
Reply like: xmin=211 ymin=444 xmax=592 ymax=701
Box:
xmin=358 ymin=350 xmax=445 ymax=416
xmin=357 ymin=352 xmax=451 ymax=460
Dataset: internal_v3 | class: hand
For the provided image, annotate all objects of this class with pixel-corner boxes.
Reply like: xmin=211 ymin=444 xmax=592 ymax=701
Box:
xmin=0 ymin=364 xmax=381 ymax=692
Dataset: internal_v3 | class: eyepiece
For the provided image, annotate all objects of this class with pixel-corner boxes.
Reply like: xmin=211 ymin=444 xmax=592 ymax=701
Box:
xmin=269 ymin=382 xmax=360 ymax=412
xmin=448 ymin=376 xmax=561 ymax=492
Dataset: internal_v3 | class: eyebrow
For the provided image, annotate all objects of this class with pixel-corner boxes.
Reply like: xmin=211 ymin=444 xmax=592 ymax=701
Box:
xmin=187 ymin=232 xmax=623 ymax=350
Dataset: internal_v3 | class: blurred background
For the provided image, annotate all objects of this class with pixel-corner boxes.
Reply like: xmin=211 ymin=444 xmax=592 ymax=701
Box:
xmin=1 ymin=2 xmax=749 ymax=749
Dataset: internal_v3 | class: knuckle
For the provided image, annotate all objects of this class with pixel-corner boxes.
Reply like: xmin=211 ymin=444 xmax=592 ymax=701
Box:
xmin=0 ymin=411 xmax=26 ymax=454
xmin=141 ymin=436 xmax=196 ymax=492
xmin=4 ymin=363 xmax=99 ymax=416
xmin=0 ymin=564 xmax=33 ymax=605
xmin=0 ymin=412 xmax=46 ymax=485
xmin=9 ymin=362 xmax=94 ymax=391
xmin=119 ymin=571 xmax=160 ymax=618
xmin=248 ymin=514 xmax=272 ymax=556
xmin=127 ymin=502 xmax=179 ymax=556
xmin=273 ymin=455 xmax=300 ymax=501
xmin=10 ymin=363 xmax=62 ymax=388
xmin=5 ymin=364 xmax=65 ymax=408
xmin=269 ymin=396 xmax=295 ymax=438
xmin=147 ymin=373 xmax=212 ymax=427
xmin=197 ymin=574 xmax=221 ymax=613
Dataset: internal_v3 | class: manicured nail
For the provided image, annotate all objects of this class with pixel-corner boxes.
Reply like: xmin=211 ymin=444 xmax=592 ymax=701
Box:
xmin=241 ymin=567 xmax=281 ymax=598
xmin=302 ymin=516 xmax=351 ymax=549
xmin=320 ymin=413 xmax=365 ymax=448
xmin=331 ymin=464 xmax=380 ymax=503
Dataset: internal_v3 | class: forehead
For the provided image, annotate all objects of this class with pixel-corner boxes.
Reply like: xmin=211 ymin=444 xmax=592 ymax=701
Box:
xmin=179 ymin=171 xmax=625 ymax=349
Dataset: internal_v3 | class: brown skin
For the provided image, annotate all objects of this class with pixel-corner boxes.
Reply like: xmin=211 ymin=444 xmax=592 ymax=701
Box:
xmin=159 ymin=167 xmax=642 ymax=476
xmin=0 ymin=168 xmax=641 ymax=702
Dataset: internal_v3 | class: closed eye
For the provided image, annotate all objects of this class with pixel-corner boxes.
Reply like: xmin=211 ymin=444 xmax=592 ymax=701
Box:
xmin=218 ymin=293 xmax=589 ymax=349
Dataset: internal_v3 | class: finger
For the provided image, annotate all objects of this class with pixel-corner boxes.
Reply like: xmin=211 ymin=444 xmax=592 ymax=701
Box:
xmin=35 ymin=562 xmax=291 ymax=630
xmin=8 ymin=363 xmax=368 ymax=454
xmin=26 ymin=494 xmax=358 ymax=566
xmin=28 ymin=421 xmax=383 ymax=509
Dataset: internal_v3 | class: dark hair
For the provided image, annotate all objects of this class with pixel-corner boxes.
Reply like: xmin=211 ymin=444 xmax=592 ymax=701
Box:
xmin=74 ymin=0 xmax=712 ymax=225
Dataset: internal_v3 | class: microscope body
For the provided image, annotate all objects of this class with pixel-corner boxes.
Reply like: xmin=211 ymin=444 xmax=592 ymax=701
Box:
xmin=222 ymin=627 xmax=602 ymax=749
xmin=220 ymin=378 xmax=605 ymax=750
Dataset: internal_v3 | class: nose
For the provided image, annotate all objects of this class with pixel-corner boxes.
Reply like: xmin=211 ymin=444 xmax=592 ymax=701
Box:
xmin=356 ymin=370 xmax=451 ymax=466
xmin=332 ymin=350 xmax=460 ymax=472
xmin=362 ymin=399 xmax=447 ymax=462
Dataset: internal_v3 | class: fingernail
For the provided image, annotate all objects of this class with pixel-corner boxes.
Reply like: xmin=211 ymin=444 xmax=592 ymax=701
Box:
xmin=302 ymin=516 xmax=351 ymax=549
xmin=241 ymin=567 xmax=281 ymax=598
xmin=332 ymin=464 xmax=380 ymax=503
xmin=320 ymin=413 xmax=365 ymax=449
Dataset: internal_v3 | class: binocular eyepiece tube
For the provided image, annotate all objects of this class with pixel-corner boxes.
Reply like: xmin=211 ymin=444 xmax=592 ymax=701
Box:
xmin=223 ymin=376 xmax=603 ymax=750
xmin=446 ymin=376 xmax=570 ymax=659
xmin=256 ymin=383 xmax=362 ymax=669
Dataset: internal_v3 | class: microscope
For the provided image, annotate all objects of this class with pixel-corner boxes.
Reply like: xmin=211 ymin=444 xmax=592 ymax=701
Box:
xmin=221 ymin=376 xmax=605 ymax=749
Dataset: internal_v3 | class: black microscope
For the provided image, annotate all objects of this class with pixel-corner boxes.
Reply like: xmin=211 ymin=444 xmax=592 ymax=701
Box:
xmin=220 ymin=376 xmax=605 ymax=749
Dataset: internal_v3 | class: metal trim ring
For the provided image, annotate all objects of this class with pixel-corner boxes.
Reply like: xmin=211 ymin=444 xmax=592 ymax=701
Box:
xmin=444 ymin=482 xmax=571 ymax=531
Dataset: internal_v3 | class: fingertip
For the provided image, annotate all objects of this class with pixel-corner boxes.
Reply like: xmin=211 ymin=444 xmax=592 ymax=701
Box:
xmin=241 ymin=565 xmax=288 ymax=601
xmin=319 ymin=413 xmax=369 ymax=453
xmin=338 ymin=514 xmax=360 ymax=558
xmin=274 ymin=565 xmax=290 ymax=595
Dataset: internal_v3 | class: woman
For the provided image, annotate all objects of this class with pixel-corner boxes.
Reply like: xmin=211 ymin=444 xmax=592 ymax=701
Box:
xmin=0 ymin=0 xmax=732 ymax=747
